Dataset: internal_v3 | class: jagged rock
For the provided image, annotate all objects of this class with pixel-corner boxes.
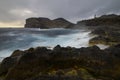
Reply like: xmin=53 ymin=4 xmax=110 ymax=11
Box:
xmin=0 ymin=45 xmax=120 ymax=80
xmin=25 ymin=17 xmax=74 ymax=29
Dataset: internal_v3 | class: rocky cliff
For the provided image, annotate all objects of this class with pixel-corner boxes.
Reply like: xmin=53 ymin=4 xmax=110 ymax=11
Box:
xmin=25 ymin=14 xmax=120 ymax=29
xmin=25 ymin=17 xmax=74 ymax=29
xmin=76 ymin=14 xmax=120 ymax=28
xmin=72 ymin=14 xmax=120 ymax=46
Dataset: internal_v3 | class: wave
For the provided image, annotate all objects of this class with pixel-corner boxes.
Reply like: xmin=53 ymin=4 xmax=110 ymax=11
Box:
xmin=0 ymin=28 xmax=108 ymax=58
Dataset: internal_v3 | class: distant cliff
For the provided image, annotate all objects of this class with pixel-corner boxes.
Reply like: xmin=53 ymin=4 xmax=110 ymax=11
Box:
xmin=77 ymin=14 xmax=120 ymax=27
xmin=25 ymin=17 xmax=74 ymax=29
xmin=25 ymin=14 xmax=120 ymax=29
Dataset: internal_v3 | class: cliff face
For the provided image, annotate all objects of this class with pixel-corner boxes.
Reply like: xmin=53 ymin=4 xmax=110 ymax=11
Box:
xmin=77 ymin=14 xmax=120 ymax=27
xmin=25 ymin=17 xmax=74 ymax=29
xmin=25 ymin=14 xmax=120 ymax=29
xmin=24 ymin=14 xmax=120 ymax=29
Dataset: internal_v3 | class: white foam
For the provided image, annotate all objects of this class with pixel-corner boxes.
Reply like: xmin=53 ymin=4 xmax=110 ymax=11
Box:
xmin=0 ymin=28 xmax=108 ymax=58
xmin=96 ymin=44 xmax=109 ymax=49
xmin=30 ymin=31 xmax=92 ymax=48
xmin=0 ymin=49 xmax=12 ymax=57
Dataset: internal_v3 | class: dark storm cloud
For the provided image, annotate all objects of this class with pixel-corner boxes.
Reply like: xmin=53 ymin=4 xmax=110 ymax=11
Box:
xmin=0 ymin=0 xmax=120 ymax=26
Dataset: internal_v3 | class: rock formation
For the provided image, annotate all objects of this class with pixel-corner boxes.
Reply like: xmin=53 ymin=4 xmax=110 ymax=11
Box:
xmin=89 ymin=26 xmax=120 ymax=46
xmin=24 ymin=14 xmax=120 ymax=30
xmin=25 ymin=17 xmax=74 ymax=29
xmin=76 ymin=14 xmax=120 ymax=28
xmin=0 ymin=45 xmax=120 ymax=80
xmin=25 ymin=14 xmax=120 ymax=29
xmin=70 ymin=14 xmax=120 ymax=46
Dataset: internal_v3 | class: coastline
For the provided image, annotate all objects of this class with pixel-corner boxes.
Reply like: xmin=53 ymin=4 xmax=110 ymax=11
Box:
xmin=0 ymin=14 xmax=120 ymax=80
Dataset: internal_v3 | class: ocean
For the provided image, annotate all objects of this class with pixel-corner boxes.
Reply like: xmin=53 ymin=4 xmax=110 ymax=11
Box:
xmin=0 ymin=28 xmax=108 ymax=59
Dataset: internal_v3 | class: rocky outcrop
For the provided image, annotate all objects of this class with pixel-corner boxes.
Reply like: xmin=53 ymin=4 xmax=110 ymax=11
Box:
xmin=25 ymin=14 xmax=120 ymax=29
xmin=74 ymin=14 xmax=120 ymax=46
xmin=0 ymin=45 xmax=120 ymax=80
xmin=25 ymin=17 xmax=74 ymax=29
xmin=89 ymin=26 xmax=120 ymax=46
xmin=76 ymin=14 xmax=120 ymax=28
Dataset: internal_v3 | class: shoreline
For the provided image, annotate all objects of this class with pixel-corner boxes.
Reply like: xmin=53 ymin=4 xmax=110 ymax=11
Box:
xmin=0 ymin=14 xmax=120 ymax=80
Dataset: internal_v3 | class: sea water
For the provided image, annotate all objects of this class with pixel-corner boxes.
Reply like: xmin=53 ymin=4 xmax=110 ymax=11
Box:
xmin=0 ymin=28 xmax=108 ymax=58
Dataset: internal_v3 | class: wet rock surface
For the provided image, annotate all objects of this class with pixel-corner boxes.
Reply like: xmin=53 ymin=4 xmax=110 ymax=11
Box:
xmin=0 ymin=45 xmax=120 ymax=80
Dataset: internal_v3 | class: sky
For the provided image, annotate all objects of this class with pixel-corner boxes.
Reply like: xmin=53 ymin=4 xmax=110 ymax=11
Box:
xmin=0 ymin=0 xmax=120 ymax=27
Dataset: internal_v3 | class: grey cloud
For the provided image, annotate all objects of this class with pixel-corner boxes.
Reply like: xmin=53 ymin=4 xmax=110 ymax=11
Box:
xmin=0 ymin=0 xmax=120 ymax=26
xmin=96 ymin=0 xmax=120 ymax=15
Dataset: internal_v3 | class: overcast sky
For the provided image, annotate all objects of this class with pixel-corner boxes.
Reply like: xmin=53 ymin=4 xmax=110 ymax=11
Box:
xmin=0 ymin=0 xmax=120 ymax=27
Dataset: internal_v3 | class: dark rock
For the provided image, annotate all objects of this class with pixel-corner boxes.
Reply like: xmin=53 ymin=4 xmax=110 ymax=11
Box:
xmin=26 ymin=76 xmax=83 ymax=80
xmin=25 ymin=14 xmax=120 ymax=29
xmin=25 ymin=18 xmax=50 ymax=29
xmin=91 ymin=27 xmax=106 ymax=36
xmin=100 ymin=14 xmax=119 ymax=19
xmin=76 ymin=14 xmax=120 ymax=29
xmin=114 ymin=44 xmax=120 ymax=47
xmin=10 ymin=50 xmax=24 ymax=57
xmin=53 ymin=45 xmax=61 ymax=51
xmin=89 ymin=26 xmax=120 ymax=46
xmin=0 ymin=57 xmax=17 ymax=76
xmin=24 ymin=13 xmax=120 ymax=38
xmin=25 ymin=17 xmax=74 ymax=29
xmin=105 ymin=44 xmax=120 ymax=57
xmin=89 ymin=36 xmax=110 ymax=45
xmin=0 ymin=45 xmax=120 ymax=80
